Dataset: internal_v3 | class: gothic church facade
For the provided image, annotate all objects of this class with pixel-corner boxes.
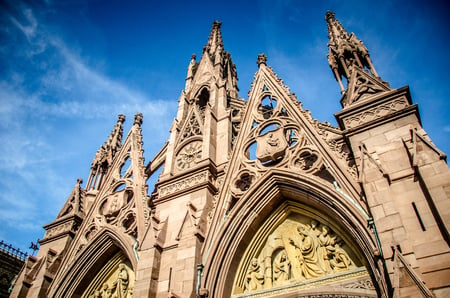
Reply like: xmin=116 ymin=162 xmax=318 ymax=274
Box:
xmin=11 ymin=12 xmax=450 ymax=298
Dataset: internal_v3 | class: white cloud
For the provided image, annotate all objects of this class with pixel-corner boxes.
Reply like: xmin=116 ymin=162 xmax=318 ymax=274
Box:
xmin=9 ymin=8 xmax=38 ymax=41
xmin=0 ymin=3 xmax=177 ymax=250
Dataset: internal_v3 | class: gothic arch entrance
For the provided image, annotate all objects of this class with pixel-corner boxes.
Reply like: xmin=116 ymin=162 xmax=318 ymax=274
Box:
xmin=80 ymin=251 xmax=134 ymax=298
xmin=202 ymin=171 xmax=388 ymax=297
xmin=231 ymin=201 xmax=376 ymax=297
xmin=50 ymin=230 xmax=136 ymax=298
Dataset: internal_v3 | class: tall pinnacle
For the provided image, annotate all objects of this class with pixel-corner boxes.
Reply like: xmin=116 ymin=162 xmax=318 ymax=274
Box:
xmin=204 ymin=20 xmax=223 ymax=55
xmin=326 ymin=11 xmax=379 ymax=93
xmin=87 ymin=115 xmax=125 ymax=190
xmin=95 ymin=114 xmax=125 ymax=167
xmin=185 ymin=20 xmax=238 ymax=96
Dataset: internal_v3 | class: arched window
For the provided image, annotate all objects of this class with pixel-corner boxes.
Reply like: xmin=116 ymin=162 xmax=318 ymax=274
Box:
xmin=197 ymin=88 xmax=209 ymax=109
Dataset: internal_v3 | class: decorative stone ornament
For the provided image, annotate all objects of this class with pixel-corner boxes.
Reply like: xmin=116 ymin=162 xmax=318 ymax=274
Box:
xmin=82 ymin=255 xmax=134 ymax=298
xmin=255 ymin=127 xmax=288 ymax=163
xmin=257 ymin=53 xmax=268 ymax=66
xmin=176 ymin=141 xmax=203 ymax=170
xmin=232 ymin=208 xmax=366 ymax=297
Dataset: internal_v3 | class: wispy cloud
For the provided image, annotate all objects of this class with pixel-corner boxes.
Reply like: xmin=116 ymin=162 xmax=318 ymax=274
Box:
xmin=0 ymin=2 xmax=176 ymax=250
xmin=10 ymin=7 xmax=38 ymax=40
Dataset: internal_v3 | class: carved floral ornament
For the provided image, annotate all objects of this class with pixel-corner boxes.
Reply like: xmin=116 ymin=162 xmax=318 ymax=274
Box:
xmin=233 ymin=211 xmax=369 ymax=296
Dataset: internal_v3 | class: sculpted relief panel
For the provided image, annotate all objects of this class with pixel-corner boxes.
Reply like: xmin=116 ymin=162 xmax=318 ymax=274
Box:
xmin=233 ymin=213 xmax=365 ymax=295
xmin=83 ymin=259 xmax=134 ymax=298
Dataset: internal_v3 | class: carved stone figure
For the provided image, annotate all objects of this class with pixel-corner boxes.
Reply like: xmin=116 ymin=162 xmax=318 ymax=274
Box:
xmin=291 ymin=223 xmax=325 ymax=279
xmin=102 ymin=283 xmax=112 ymax=298
xmin=112 ymin=264 xmax=129 ymax=298
xmin=273 ymin=251 xmax=290 ymax=286
xmin=330 ymin=243 xmax=354 ymax=272
xmin=89 ymin=290 xmax=101 ymax=298
xmin=244 ymin=258 xmax=264 ymax=292
xmin=317 ymin=225 xmax=336 ymax=274
xmin=309 ymin=220 xmax=321 ymax=246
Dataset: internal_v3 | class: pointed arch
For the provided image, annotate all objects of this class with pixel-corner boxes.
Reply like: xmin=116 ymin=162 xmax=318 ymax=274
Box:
xmin=202 ymin=169 xmax=388 ymax=297
xmin=196 ymin=87 xmax=210 ymax=109
xmin=50 ymin=228 xmax=137 ymax=297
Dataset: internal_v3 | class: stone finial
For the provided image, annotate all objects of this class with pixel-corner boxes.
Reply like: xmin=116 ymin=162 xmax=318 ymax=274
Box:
xmin=212 ymin=20 xmax=222 ymax=29
xmin=134 ymin=113 xmax=143 ymax=126
xmin=118 ymin=114 xmax=126 ymax=123
xmin=76 ymin=178 xmax=83 ymax=185
xmin=257 ymin=53 xmax=267 ymax=67
xmin=325 ymin=11 xmax=335 ymax=22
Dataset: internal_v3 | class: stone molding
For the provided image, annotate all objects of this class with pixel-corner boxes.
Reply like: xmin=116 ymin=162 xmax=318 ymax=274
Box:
xmin=232 ymin=268 xmax=375 ymax=298
xmin=335 ymin=86 xmax=417 ymax=132
xmin=155 ymin=167 xmax=217 ymax=202
xmin=41 ymin=215 xmax=83 ymax=245
xmin=343 ymin=97 xmax=409 ymax=129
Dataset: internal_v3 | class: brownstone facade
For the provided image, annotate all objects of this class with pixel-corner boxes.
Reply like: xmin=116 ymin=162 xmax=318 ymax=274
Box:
xmin=10 ymin=12 xmax=450 ymax=298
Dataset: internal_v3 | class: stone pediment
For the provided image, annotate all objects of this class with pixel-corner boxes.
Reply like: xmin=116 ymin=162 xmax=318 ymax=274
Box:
xmin=216 ymin=61 xmax=361 ymax=207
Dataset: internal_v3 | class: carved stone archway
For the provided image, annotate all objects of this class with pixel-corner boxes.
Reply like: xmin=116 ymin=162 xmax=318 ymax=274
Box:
xmin=232 ymin=202 xmax=376 ymax=297
xmin=202 ymin=170 xmax=388 ymax=297
xmin=50 ymin=229 xmax=137 ymax=297
xmin=81 ymin=252 xmax=134 ymax=298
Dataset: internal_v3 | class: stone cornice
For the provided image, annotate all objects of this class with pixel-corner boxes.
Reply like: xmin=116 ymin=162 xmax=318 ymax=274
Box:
xmin=153 ymin=164 xmax=218 ymax=204
xmin=335 ymin=86 xmax=420 ymax=136
xmin=41 ymin=214 xmax=83 ymax=245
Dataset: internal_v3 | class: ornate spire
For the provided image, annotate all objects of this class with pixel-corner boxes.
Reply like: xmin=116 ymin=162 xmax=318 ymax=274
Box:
xmin=107 ymin=114 xmax=126 ymax=154
xmin=204 ymin=20 xmax=223 ymax=55
xmin=325 ymin=11 xmax=379 ymax=94
xmin=185 ymin=20 xmax=238 ymax=95
xmin=87 ymin=115 xmax=125 ymax=190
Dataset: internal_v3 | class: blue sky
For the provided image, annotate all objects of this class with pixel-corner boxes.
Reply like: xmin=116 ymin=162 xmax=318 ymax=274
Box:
xmin=1 ymin=0 xmax=449 ymax=254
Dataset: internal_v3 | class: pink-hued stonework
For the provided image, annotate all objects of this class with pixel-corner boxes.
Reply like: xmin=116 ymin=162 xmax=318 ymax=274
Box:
xmin=10 ymin=14 xmax=450 ymax=298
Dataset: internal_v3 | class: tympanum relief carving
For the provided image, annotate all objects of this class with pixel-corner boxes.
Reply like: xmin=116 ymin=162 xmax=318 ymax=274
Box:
xmin=235 ymin=215 xmax=360 ymax=294
xmin=85 ymin=262 xmax=134 ymax=298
